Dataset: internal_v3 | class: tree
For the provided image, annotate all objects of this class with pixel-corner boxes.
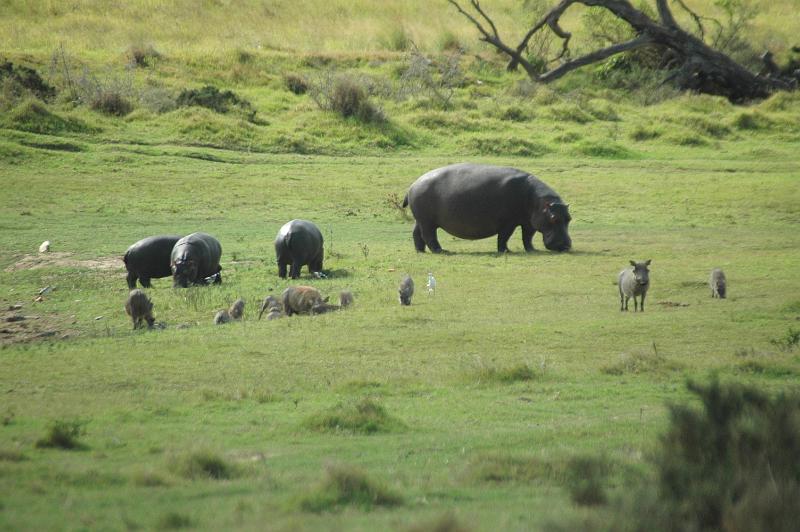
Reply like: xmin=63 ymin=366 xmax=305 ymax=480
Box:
xmin=448 ymin=0 xmax=796 ymax=102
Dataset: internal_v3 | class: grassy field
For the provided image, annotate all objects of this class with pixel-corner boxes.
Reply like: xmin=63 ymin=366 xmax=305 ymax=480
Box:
xmin=2 ymin=1 xmax=800 ymax=530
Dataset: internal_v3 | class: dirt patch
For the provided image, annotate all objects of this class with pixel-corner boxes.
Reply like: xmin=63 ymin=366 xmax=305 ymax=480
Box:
xmin=5 ymin=252 xmax=122 ymax=272
xmin=0 ymin=303 xmax=75 ymax=346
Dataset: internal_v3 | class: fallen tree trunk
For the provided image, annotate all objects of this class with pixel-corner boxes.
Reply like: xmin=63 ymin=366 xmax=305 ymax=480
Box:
xmin=449 ymin=0 xmax=794 ymax=102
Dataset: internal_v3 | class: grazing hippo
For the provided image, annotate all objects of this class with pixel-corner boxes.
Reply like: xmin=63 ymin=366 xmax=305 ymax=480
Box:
xmin=710 ymin=268 xmax=727 ymax=299
xmin=275 ymin=219 xmax=324 ymax=279
xmin=619 ymin=260 xmax=651 ymax=312
xmin=124 ymin=235 xmax=182 ymax=288
xmin=170 ymin=232 xmax=222 ymax=288
xmin=398 ymin=275 xmax=414 ymax=306
xmin=125 ymin=289 xmax=155 ymax=329
xmin=258 ymin=295 xmax=282 ymax=320
xmin=281 ymin=286 xmax=327 ymax=316
xmin=403 ymin=163 xmax=572 ymax=253
xmin=229 ymin=298 xmax=245 ymax=320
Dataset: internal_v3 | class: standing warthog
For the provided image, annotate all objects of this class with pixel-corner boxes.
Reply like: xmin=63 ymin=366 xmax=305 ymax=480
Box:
xmin=258 ymin=295 xmax=282 ymax=320
xmin=124 ymin=235 xmax=182 ymax=288
xmin=125 ymin=289 xmax=155 ymax=329
xmin=398 ymin=275 xmax=414 ymax=306
xmin=274 ymin=219 xmax=324 ymax=279
xmin=710 ymin=268 xmax=727 ymax=298
xmin=281 ymin=286 xmax=327 ymax=316
xmin=229 ymin=298 xmax=245 ymax=320
xmin=403 ymin=163 xmax=572 ymax=253
xmin=170 ymin=232 xmax=222 ymax=288
xmin=619 ymin=260 xmax=651 ymax=312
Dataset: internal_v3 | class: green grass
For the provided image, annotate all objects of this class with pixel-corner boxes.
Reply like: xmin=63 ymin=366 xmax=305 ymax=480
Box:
xmin=1 ymin=2 xmax=800 ymax=530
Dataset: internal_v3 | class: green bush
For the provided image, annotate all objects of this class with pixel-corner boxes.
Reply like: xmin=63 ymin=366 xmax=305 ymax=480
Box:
xmin=304 ymin=398 xmax=405 ymax=434
xmin=299 ymin=464 xmax=403 ymax=512
xmin=176 ymin=85 xmax=256 ymax=121
xmin=35 ymin=420 xmax=87 ymax=450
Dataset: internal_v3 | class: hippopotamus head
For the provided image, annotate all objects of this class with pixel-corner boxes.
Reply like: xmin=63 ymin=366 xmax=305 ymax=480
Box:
xmin=539 ymin=201 xmax=572 ymax=252
xmin=172 ymin=259 xmax=197 ymax=288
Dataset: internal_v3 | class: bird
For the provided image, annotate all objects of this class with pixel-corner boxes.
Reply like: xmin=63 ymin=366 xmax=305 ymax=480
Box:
xmin=426 ymin=272 xmax=436 ymax=295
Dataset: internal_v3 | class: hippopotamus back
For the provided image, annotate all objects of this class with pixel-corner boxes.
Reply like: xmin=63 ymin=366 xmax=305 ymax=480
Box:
xmin=170 ymin=232 xmax=222 ymax=287
xmin=123 ymin=235 xmax=182 ymax=288
xmin=404 ymin=163 xmax=571 ymax=253
xmin=275 ymin=219 xmax=324 ymax=279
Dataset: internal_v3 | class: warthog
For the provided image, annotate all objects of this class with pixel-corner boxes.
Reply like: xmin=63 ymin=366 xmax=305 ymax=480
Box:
xmin=214 ymin=309 xmax=231 ymax=325
xmin=619 ymin=260 xmax=651 ymax=312
xmin=281 ymin=286 xmax=326 ymax=316
xmin=125 ymin=289 xmax=155 ymax=329
xmin=710 ymin=268 xmax=727 ymax=298
xmin=258 ymin=295 xmax=282 ymax=320
xmin=229 ymin=298 xmax=245 ymax=320
xmin=339 ymin=290 xmax=354 ymax=308
xmin=399 ymin=275 xmax=414 ymax=306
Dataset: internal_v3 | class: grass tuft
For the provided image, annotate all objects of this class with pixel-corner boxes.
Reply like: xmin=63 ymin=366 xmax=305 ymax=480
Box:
xmin=573 ymin=140 xmax=635 ymax=158
xmin=35 ymin=420 xmax=87 ymax=450
xmin=1 ymin=98 xmax=93 ymax=134
xmin=299 ymin=464 xmax=403 ymax=512
xmin=304 ymin=398 xmax=405 ymax=434
xmin=470 ymin=362 xmax=539 ymax=384
xmin=0 ymin=448 xmax=26 ymax=461
xmin=156 ymin=512 xmax=193 ymax=529
xmin=464 ymin=453 xmax=555 ymax=483
xmin=168 ymin=450 xmax=237 ymax=480
xmin=601 ymin=350 xmax=680 ymax=375
xmin=466 ymin=136 xmax=551 ymax=157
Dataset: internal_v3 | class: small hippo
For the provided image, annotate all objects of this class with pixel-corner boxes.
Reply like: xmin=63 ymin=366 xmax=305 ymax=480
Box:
xmin=258 ymin=295 xmax=282 ymax=320
xmin=274 ymin=219 xmax=324 ymax=279
xmin=281 ymin=286 xmax=327 ymax=316
xmin=339 ymin=290 xmax=354 ymax=308
xmin=710 ymin=268 xmax=727 ymax=299
xmin=399 ymin=275 xmax=414 ymax=306
xmin=229 ymin=298 xmax=245 ymax=320
xmin=171 ymin=232 xmax=222 ymax=288
xmin=125 ymin=289 xmax=155 ymax=329
xmin=214 ymin=309 xmax=231 ymax=325
xmin=619 ymin=260 xmax=651 ymax=312
xmin=124 ymin=235 xmax=183 ymax=288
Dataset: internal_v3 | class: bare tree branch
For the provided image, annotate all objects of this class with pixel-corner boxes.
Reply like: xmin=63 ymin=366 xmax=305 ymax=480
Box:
xmin=538 ymin=34 xmax=654 ymax=82
xmin=655 ymin=0 xmax=678 ymax=28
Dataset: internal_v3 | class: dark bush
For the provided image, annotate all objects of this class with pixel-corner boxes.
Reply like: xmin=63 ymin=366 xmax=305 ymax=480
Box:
xmin=35 ymin=420 xmax=87 ymax=450
xmin=283 ymin=73 xmax=308 ymax=95
xmin=0 ymin=60 xmax=56 ymax=100
xmin=176 ymin=85 xmax=256 ymax=121
xmin=90 ymin=91 xmax=133 ymax=116
xmin=309 ymin=73 xmax=385 ymax=123
xmin=299 ymin=464 xmax=403 ymax=512
xmin=627 ymin=379 xmax=800 ymax=531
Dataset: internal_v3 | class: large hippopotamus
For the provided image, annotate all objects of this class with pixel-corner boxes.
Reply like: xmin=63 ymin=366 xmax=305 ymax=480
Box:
xmin=274 ymin=219 xmax=324 ymax=279
xmin=123 ymin=235 xmax=183 ymax=288
xmin=170 ymin=232 xmax=223 ymax=288
xmin=403 ymin=163 xmax=572 ymax=253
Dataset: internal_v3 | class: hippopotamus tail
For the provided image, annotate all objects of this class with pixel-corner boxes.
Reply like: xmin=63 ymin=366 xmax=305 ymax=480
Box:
xmin=402 ymin=194 xmax=409 ymax=208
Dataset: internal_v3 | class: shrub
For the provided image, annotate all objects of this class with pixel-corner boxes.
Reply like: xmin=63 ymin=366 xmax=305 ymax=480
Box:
xmin=0 ymin=60 xmax=56 ymax=101
xmin=1 ymin=98 xmax=92 ymax=134
xmin=283 ymin=73 xmax=308 ymax=95
xmin=309 ymin=73 xmax=385 ymax=123
xmin=299 ymin=464 xmax=403 ymax=512
xmin=90 ymin=90 xmax=133 ymax=116
xmin=169 ymin=450 xmax=236 ymax=480
xmin=35 ymin=420 xmax=87 ymax=450
xmin=624 ymin=379 xmax=800 ymax=531
xmin=304 ymin=398 xmax=405 ymax=434
xmin=566 ymin=456 xmax=608 ymax=506
xmin=127 ymin=44 xmax=161 ymax=67
xmin=380 ymin=26 xmax=411 ymax=52
xmin=176 ymin=85 xmax=256 ymax=121
xmin=399 ymin=47 xmax=463 ymax=109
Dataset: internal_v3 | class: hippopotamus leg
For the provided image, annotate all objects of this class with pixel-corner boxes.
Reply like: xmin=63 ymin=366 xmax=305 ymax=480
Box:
xmin=497 ymin=225 xmax=516 ymax=253
xmin=126 ymin=272 xmax=138 ymax=289
xmin=278 ymin=262 xmax=288 ymax=279
xmin=412 ymin=223 xmax=426 ymax=252
xmin=290 ymin=261 xmax=302 ymax=279
xmin=420 ymin=224 xmax=443 ymax=253
xmin=521 ymin=224 xmax=536 ymax=252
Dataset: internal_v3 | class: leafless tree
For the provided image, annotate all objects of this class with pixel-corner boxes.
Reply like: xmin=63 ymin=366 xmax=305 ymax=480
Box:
xmin=448 ymin=0 xmax=795 ymax=102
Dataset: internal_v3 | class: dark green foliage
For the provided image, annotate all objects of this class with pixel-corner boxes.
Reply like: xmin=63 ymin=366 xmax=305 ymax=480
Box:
xmin=283 ymin=73 xmax=309 ymax=95
xmin=169 ymin=450 xmax=236 ymax=480
xmin=309 ymin=74 xmax=385 ymax=123
xmin=574 ymin=140 xmax=635 ymax=159
xmin=299 ymin=464 xmax=403 ymax=512
xmin=1 ymin=98 xmax=93 ymax=134
xmin=472 ymin=362 xmax=538 ymax=384
xmin=304 ymin=398 xmax=405 ymax=434
xmin=90 ymin=91 xmax=133 ymax=116
xmin=566 ymin=456 xmax=608 ymax=506
xmin=156 ymin=512 xmax=192 ymax=529
xmin=0 ymin=60 xmax=56 ymax=100
xmin=35 ymin=420 xmax=87 ymax=450
xmin=770 ymin=328 xmax=800 ymax=352
xmin=176 ymin=85 xmax=256 ymax=121
xmin=632 ymin=379 xmax=800 ymax=531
